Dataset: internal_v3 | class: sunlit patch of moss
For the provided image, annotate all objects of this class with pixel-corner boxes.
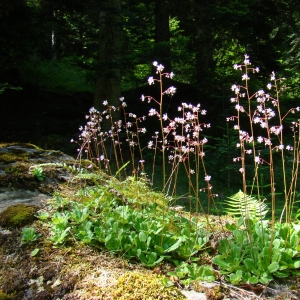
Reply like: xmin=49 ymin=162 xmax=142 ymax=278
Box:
xmin=0 ymin=153 xmax=29 ymax=163
xmin=0 ymin=143 xmax=43 ymax=150
xmin=112 ymin=271 xmax=185 ymax=300
xmin=107 ymin=176 xmax=169 ymax=210
xmin=0 ymin=204 xmax=38 ymax=228
xmin=4 ymin=162 xmax=29 ymax=174
xmin=0 ymin=291 xmax=12 ymax=300
xmin=191 ymin=281 xmax=223 ymax=300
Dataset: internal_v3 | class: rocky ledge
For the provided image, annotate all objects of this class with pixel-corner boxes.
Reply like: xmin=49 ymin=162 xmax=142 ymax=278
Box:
xmin=0 ymin=143 xmax=75 ymax=212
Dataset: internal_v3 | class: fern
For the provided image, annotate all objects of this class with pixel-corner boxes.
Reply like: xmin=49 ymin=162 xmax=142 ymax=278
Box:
xmin=224 ymin=190 xmax=268 ymax=220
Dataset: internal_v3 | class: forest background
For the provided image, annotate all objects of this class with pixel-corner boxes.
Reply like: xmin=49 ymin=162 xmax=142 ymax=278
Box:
xmin=1 ymin=0 xmax=300 ymax=209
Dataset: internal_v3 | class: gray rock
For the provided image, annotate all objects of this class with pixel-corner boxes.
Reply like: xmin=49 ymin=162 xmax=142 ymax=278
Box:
xmin=0 ymin=188 xmax=49 ymax=212
xmin=181 ymin=290 xmax=207 ymax=300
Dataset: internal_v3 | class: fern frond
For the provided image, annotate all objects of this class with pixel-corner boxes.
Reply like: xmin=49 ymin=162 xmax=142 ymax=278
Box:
xmin=224 ymin=190 xmax=268 ymax=220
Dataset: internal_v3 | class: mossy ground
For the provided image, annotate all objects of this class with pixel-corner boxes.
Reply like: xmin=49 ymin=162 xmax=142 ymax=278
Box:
xmin=0 ymin=143 xmax=299 ymax=300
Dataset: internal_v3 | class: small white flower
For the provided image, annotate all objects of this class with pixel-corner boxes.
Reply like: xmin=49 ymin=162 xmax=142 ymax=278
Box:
xmin=119 ymin=97 xmax=124 ymax=101
xmin=267 ymin=83 xmax=272 ymax=90
xmin=242 ymin=74 xmax=250 ymax=80
xmin=165 ymin=86 xmax=176 ymax=95
xmin=271 ymin=71 xmax=276 ymax=81
xmin=244 ymin=54 xmax=251 ymax=65
xmin=148 ymin=76 xmax=154 ymax=85
xmin=204 ymin=175 xmax=211 ymax=181
xmin=156 ymin=64 xmax=164 ymax=72
xmin=190 ymin=169 xmax=195 ymax=174
xmin=257 ymin=90 xmax=264 ymax=96
xmin=152 ymin=61 xmax=158 ymax=66
xmin=239 ymin=168 xmax=244 ymax=173
xmin=148 ymin=141 xmax=153 ymax=149
xmin=257 ymin=136 xmax=264 ymax=143
xmin=103 ymin=100 xmax=108 ymax=106
xmin=149 ymin=108 xmax=157 ymax=116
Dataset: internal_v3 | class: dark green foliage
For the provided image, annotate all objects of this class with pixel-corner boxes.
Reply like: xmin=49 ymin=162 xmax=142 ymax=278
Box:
xmin=213 ymin=220 xmax=300 ymax=285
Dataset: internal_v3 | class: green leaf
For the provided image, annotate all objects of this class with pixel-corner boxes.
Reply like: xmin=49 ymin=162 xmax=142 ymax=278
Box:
xmin=244 ymin=258 xmax=256 ymax=272
xmin=164 ymin=238 xmax=183 ymax=253
xmin=212 ymin=256 xmax=232 ymax=271
xmin=30 ymin=248 xmax=40 ymax=257
xmin=229 ymin=270 xmax=243 ymax=285
xmin=294 ymin=261 xmax=300 ymax=268
xmin=225 ymin=223 xmax=237 ymax=231
xmin=268 ymin=262 xmax=279 ymax=273
xmin=273 ymin=271 xmax=289 ymax=278
xmin=139 ymin=231 xmax=147 ymax=243
xmin=248 ymin=276 xmax=259 ymax=284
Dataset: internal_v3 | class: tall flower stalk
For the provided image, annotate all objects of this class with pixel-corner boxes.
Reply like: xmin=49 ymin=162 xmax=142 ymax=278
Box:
xmin=228 ymin=55 xmax=300 ymax=229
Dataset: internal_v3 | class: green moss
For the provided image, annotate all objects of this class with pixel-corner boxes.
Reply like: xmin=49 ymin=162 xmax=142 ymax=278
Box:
xmin=0 ymin=291 xmax=12 ymax=300
xmin=0 ymin=204 xmax=38 ymax=228
xmin=0 ymin=153 xmax=29 ymax=163
xmin=112 ymin=272 xmax=185 ymax=300
xmin=0 ymin=143 xmax=42 ymax=151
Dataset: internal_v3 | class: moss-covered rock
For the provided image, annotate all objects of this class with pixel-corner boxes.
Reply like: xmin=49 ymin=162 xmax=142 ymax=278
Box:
xmin=0 ymin=204 xmax=38 ymax=228
xmin=0 ymin=290 xmax=12 ymax=300
xmin=112 ymin=271 xmax=185 ymax=300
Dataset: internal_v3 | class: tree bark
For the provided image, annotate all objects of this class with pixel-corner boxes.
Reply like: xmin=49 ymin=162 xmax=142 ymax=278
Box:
xmin=194 ymin=0 xmax=214 ymax=95
xmin=154 ymin=0 xmax=171 ymax=71
xmin=94 ymin=0 xmax=122 ymax=121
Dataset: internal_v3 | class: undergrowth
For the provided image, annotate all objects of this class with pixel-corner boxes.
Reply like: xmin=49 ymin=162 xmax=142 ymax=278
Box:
xmin=30 ymin=56 xmax=300 ymax=291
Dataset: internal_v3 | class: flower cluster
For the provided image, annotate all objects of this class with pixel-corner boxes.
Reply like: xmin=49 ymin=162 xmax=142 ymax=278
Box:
xmin=228 ymin=54 xmax=300 ymax=207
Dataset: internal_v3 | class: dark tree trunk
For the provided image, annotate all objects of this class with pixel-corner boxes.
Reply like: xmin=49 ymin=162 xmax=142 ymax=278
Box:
xmin=154 ymin=0 xmax=171 ymax=71
xmin=94 ymin=0 xmax=122 ymax=122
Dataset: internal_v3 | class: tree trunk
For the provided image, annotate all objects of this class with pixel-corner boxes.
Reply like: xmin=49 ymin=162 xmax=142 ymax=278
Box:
xmin=94 ymin=0 xmax=122 ymax=122
xmin=194 ymin=0 xmax=214 ymax=95
xmin=154 ymin=0 xmax=171 ymax=71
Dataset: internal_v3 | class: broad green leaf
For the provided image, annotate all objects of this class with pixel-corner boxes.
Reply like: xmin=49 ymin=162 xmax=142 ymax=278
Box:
xmin=273 ymin=271 xmax=289 ymax=278
xmin=294 ymin=261 xmax=300 ymax=268
xmin=165 ymin=238 xmax=182 ymax=253
xmin=268 ymin=262 xmax=279 ymax=273
xmin=212 ymin=256 xmax=232 ymax=270
xmin=139 ymin=231 xmax=147 ymax=242
xmin=229 ymin=270 xmax=243 ymax=285
xmin=248 ymin=276 xmax=259 ymax=285
xmin=272 ymin=239 xmax=281 ymax=249
xmin=244 ymin=258 xmax=256 ymax=272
